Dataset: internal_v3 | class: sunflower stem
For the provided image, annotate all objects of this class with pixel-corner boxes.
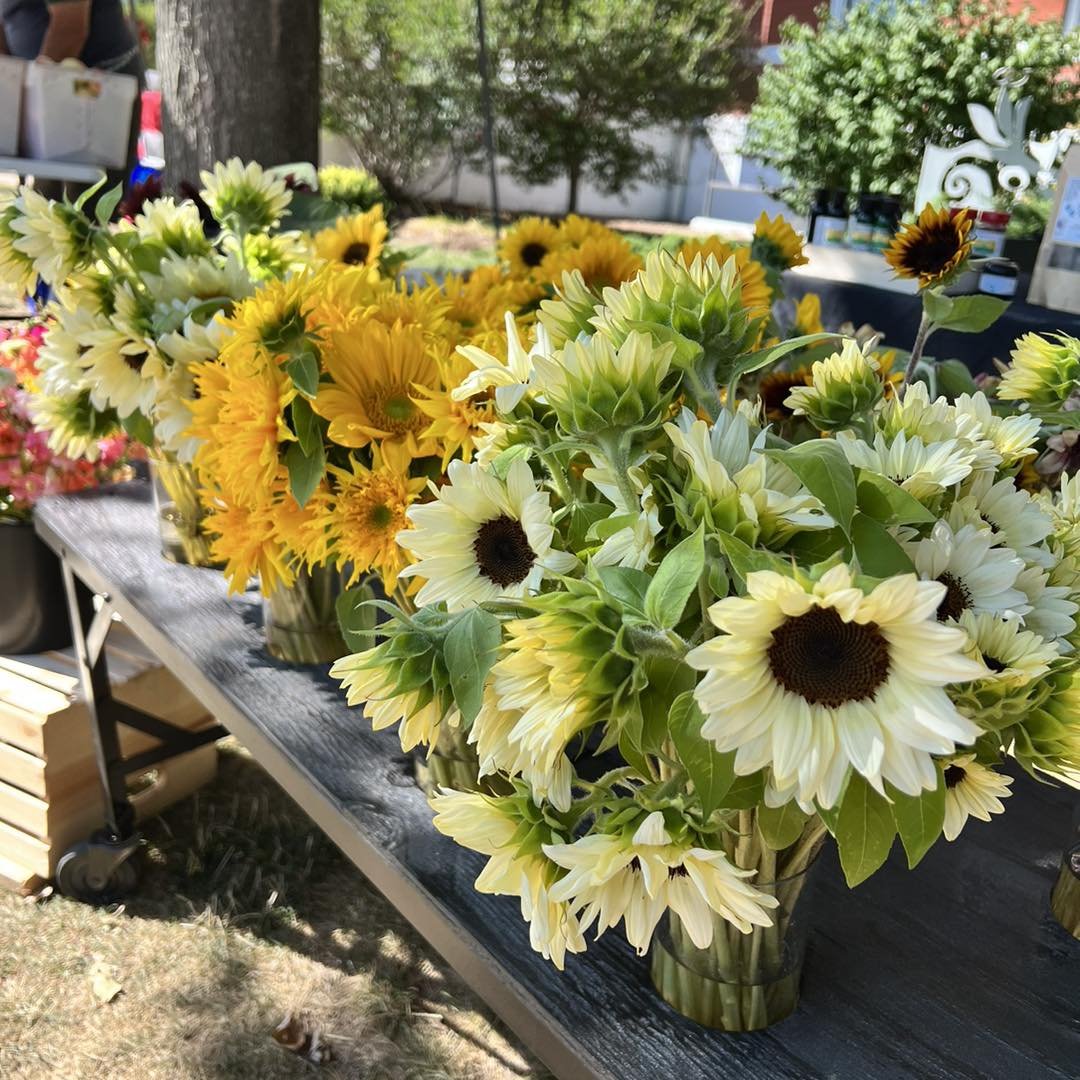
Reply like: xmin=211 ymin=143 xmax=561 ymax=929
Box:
xmin=899 ymin=309 xmax=935 ymax=397
xmin=684 ymin=365 xmax=725 ymax=422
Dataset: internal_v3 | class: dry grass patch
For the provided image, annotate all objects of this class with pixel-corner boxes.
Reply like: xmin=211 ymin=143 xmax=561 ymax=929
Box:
xmin=0 ymin=743 xmax=545 ymax=1080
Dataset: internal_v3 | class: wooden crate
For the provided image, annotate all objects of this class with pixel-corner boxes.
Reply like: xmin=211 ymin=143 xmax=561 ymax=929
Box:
xmin=0 ymin=621 xmax=218 ymax=892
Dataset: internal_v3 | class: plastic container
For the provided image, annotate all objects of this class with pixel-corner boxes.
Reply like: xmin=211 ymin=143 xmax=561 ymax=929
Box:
xmin=848 ymin=194 xmax=877 ymax=251
xmin=0 ymin=56 xmax=27 ymax=156
xmin=22 ymin=61 xmax=139 ymax=167
xmin=971 ymin=210 xmax=1010 ymax=260
xmin=811 ymin=190 xmax=848 ymax=247
xmin=979 ymin=260 xmax=1018 ymax=298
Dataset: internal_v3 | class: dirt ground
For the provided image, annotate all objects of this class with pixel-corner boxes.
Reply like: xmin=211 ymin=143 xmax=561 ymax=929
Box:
xmin=0 ymin=743 xmax=546 ymax=1080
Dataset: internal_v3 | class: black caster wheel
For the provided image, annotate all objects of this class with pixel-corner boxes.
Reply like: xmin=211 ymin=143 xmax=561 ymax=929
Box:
xmin=55 ymin=840 xmax=138 ymax=903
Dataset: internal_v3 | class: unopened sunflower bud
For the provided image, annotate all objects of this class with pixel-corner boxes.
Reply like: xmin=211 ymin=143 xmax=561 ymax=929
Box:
xmin=785 ymin=339 xmax=882 ymax=431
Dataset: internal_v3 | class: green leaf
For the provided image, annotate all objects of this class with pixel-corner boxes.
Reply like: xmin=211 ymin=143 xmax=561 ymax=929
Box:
xmin=757 ymin=801 xmax=810 ymax=851
xmin=290 ymin=396 xmax=321 ymax=456
xmin=935 ymin=358 xmax=979 ymax=400
xmin=444 ymin=608 xmax=503 ymax=726
xmin=925 ymin=291 xmax=1010 ymax=335
xmin=888 ymin=770 xmax=945 ymax=869
xmin=850 ymin=512 xmax=914 ymax=577
xmin=285 ymin=440 xmax=325 ymax=508
xmin=595 ymin=565 xmax=651 ymax=618
xmin=72 ymin=175 xmax=106 ymax=212
xmin=835 ymin=774 xmax=896 ymax=887
xmin=722 ymin=770 xmax=765 ymax=809
xmin=644 ymin=525 xmax=705 ymax=629
xmin=284 ymin=347 xmax=320 ymax=398
xmin=638 ymin=658 xmax=696 ymax=756
xmin=567 ymin=501 xmax=611 ymax=551
xmin=732 ymin=332 xmax=838 ymax=379
xmin=489 ymin=443 xmax=532 ymax=479
xmin=766 ymin=440 xmax=856 ymax=536
xmin=856 ymin=472 xmax=935 ymax=526
xmin=715 ymin=530 xmax=791 ymax=587
xmin=94 ymin=183 xmax=124 ymax=225
xmin=335 ymin=582 xmax=377 ymax=652
xmin=668 ymin=692 xmax=735 ymax=817
xmin=120 ymin=409 xmax=155 ymax=447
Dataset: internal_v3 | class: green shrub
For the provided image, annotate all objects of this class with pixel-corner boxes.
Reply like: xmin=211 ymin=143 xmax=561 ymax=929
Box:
xmin=317 ymin=165 xmax=387 ymax=214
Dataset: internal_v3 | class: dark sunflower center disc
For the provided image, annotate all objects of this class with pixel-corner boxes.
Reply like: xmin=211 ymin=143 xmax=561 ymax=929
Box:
xmin=343 ymin=242 xmax=370 ymax=265
xmin=943 ymin=764 xmax=966 ymax=788
xmin=520 ymin=242 xmax=548 ymax=267
xmin=760 ymin=371 xmax=803 ymax=418
xmin=904 ymin=225 xmax=962 ymax=276
xmin=983 ymin=654 xmax=1007 ymax=673
xmin=124 ymin=351 xmax=149 ymax=372
xmin=936 ymin=572 xmax=971 ymax=622
xmin=767 ymin=606 xmax=890 ymax=708
xmin=473 ymin=514 xmax=537 ymax=587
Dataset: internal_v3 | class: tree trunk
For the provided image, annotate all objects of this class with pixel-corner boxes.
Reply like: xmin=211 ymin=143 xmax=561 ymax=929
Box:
xmin=567 ymin=162 xmax=580 ymax=215
xmin=156 ymin=0 xmax=320 ymax=191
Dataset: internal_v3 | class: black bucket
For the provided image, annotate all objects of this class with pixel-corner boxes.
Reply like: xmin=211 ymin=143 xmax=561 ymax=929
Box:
xmin=0 ymin=520 xmax=74 ymax=654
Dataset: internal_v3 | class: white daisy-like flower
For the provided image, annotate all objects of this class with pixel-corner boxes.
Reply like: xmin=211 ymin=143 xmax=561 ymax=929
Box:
xmin=941 ymin=755 xmax=1013 ymax=841
xmin=330 ymin=646 xmax=461 ymax=753
xmin=544 ymin=811 xmax=777 ymax=955
xmin=687 ymin=566 xmax=986 ymax=810
xmin=904 ymin=520 xmax=1029 ymax=623
xmin=454 ymin=313 xmax=550 ymax=413
xmin=957 ymin=473 xmax=1053 ymax=558
xmin=1015 ymin=564 xmax=1078 ymax=646
xmin=429 ymin=790 xmax=586 ymax=970
xmin=836 ymin=430 xmax=975 ymax=502
xmin=132 ymin=197 xmax=210 ymax=256
xmin=397 ymin=457 xmax=577 ymax=609
xmin=584 ymin=462 xmax=660 ymax=570
xmin=0 ymin=190 xmax=38 ymax=291
xmin=9 ymin=188 xmax=91 ymax=285
xmin=950 ymin=392 xmax=1041 ymax=467
xmin=80 ymin=329 xmax=158 ymax=419
xmin=144 ymin=252 xmax=252 ymax=308
xmin=199 ymin=158 xmax=292 ymax=232
xmin=35 ymin=302 xmax=102 ymax=393
xmin=956 ymin=611 xmax=1059 ymax=685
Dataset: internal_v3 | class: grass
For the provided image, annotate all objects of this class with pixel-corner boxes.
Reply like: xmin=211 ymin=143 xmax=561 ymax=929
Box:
xmin=0 ymin=742 xmax=545 ymax=1080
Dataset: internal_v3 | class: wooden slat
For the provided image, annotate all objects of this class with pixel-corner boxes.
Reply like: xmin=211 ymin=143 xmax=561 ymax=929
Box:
xmin=31 ymin=484 xmax=1080 ymax=1080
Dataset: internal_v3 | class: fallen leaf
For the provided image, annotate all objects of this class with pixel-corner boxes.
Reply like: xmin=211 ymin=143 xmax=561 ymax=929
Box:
xmin=272 ymin=1012 xmax=331 ymax=1065
xmin=89 ymin=958 xmax=123 ymax=1004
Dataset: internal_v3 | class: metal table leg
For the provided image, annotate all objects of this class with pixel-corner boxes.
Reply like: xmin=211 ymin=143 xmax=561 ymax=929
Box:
xmin=54 ymin=555 xmax=227 ymax=902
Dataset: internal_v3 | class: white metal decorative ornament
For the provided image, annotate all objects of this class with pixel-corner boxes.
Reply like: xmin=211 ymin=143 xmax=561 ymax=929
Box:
xmin=915 ymin=69 xmax=1075 ymax=213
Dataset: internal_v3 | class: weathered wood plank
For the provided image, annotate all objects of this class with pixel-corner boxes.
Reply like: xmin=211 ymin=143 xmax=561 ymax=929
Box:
xmin=34 ymin=484 xmax=1080 ymax=1080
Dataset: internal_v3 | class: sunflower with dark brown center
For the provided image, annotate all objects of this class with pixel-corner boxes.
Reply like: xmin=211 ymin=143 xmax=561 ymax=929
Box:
xmin=759 ymin=367 xmax=810 ymax=423
xmin=884 ymin=205 xmax=973 ymax=289
xmin=687 ymin=565 xmax=986 ymax=809
xmin=472 ymin=515 xmax=537 ymax=587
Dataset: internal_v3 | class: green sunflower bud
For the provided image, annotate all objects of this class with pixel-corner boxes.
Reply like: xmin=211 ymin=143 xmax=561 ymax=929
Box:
xmin=785 ymin=339 xmax=882 ymax=432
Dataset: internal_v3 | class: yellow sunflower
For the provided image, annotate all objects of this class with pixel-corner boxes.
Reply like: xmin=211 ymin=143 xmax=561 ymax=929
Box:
xmin=314 ymin=205 xmax=389 ymax=269
xmin=758 ymin=366 xmax=811 ymax=424
xmin=271 ymin=479 xmax=334 ymax=570
xmin=677 ymin=239 xmax=772 ymax=322
xmin=414 ymin=349 xmax=500 ymax=467
xmin=204 ymin=497 xmax=296 ymax=595
xmin=440 ymin=266 xmax=545 ymax=349
xmin=751 ymin=212 xmax=809 ymax=271
xmin=327 ymin=453 xmax=428 ymax=590
xmin=538 ymin=234 xmax=643 ymax=291
xmin=884 ymin=205 xmax=973 ymax=289
xmin=793 ymin=292 xmax=824 ymax=336
xmin=555 ymin=214 xmax=617 ymax=249
xmin=500 ymin=216 xmax=560 ymax=277
xmin=190 ymin=351 xmax=296 ymax=509
xmin=314 ymin=318 xmax=440 ymax=465
xmin=364 ymin=279 xmax=452 ymax=342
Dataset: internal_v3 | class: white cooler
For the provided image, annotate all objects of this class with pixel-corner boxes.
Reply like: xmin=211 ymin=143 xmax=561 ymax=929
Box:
xmin=22 ymin=62 xmax=139 ymax=169
xmin=0 ymin=56 xmax=26 ymax=156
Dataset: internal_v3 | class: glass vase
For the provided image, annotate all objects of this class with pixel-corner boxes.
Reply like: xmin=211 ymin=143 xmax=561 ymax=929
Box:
xmin=148 ymin=449 xmax=218 ymax=567
xmin=262 ymin=564 xmax=347 ymax=664
xmin=1050 ymin=804 xmax=1080 ymax=940
xmin=413 ymin=723 xmax=482 ymax=796
xmin=650 ymin=820 xmax=824 ymax=1031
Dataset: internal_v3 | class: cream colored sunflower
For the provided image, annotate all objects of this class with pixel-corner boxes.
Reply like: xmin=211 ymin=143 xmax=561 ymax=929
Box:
xmin=836 ymin=430 xmax=975 ymax=502
xmin=10 ymin=188 xmax=93 ymax=285
xmin=397 ymin=457 xmax=577 ymax=610
xmin=199 ymin=158 xmax=291 ymax=232
xmin=941 ymin=755 xmax=1012 ymax=841
xmin=997 ymin=332 xmax=1080 ymax=409
xmin=687 ymin=565 xmax=987 ymax=810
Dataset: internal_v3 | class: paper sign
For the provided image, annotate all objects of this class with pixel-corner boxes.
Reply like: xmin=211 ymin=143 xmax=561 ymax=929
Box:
xmin=1051 ymin=176 xmax=1080 ymax=247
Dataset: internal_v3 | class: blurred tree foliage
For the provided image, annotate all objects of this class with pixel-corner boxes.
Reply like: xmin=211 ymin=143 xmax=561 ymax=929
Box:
xmin=745 ymin=0 xmax=1080 ymax=214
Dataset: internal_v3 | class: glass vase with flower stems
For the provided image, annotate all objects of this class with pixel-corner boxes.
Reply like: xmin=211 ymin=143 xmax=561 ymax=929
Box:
xmin=1050 ymin=802 xmax=1080 ymax=940
xmin=650 ymin=812 xmax=827 ymax=1031
xmin=148 ymin=447 xmax=220 ymax=567
xmin=262 ymin=561 xmax=347 ymax=664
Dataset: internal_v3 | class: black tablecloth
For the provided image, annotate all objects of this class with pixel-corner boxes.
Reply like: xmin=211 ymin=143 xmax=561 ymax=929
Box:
xmin=784 ymin=273 xmax=1080 ymax=376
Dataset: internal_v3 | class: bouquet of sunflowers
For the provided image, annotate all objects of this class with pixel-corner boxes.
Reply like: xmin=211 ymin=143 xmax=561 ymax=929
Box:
xmin=329 ymin=231 xmax=1080 ymax=1031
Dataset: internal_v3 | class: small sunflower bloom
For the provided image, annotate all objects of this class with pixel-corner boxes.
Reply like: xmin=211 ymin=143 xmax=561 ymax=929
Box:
xmin=785 ymin=339 xmax=883 ymax=431
xmin=884 ymin=205 xmax=973 ymax=289
xmin=314 ymin=205 xmax=389 ymax=269
xmin=751 ymin=212 xmax=808 ymax=271
xmin=997 ymin=332 xmax=1080 ymax=409
xmin=499 ymin=216 xmax=560 ymax=277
